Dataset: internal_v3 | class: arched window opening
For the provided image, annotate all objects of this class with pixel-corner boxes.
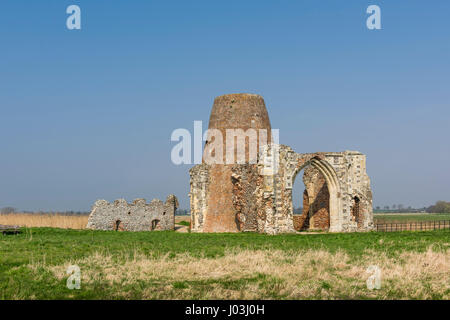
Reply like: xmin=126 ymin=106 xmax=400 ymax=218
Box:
xmin=114 ymin=220 xmax=124 ymax=231
xmin=292 ymin=165 xmax=330 ymax=231
xmin=351 ymin=196 xmax=361 ymax=227
xmin=151 ymin=219 xmax=161 ymax=231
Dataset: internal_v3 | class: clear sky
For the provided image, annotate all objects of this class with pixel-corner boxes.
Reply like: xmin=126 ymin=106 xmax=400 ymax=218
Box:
xmin=0 ymin=0 xmax=449 ymax=211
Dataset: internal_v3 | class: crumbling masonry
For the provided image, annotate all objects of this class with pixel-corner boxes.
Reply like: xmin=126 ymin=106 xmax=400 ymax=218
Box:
xmin=189 ymin=94 xmax=374 ymax=234
xmin=86 ymin=195 xmax=178 ymax=231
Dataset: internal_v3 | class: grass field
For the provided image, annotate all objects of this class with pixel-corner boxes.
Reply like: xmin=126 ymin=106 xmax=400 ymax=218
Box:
xmin=1 ymin=228 xmax=449 ymax=300
xmin=374 ymin=213 xmax=450 ymax=223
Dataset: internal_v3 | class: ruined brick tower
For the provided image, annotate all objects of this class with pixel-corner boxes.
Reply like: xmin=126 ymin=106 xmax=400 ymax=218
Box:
xmin=199 ymin=93 xmax=271 ymax=232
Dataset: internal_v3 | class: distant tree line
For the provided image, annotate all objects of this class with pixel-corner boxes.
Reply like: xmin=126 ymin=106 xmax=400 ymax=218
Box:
xmin=175 ymin=209 xmax=190 ymax=216
xmin=374 ymin=201 xmax=450 ymax=214
xmin=373 ymin=205 xmax=426 ymax=213
xmin=426 ymin=201 xmax=450 ymax=213
xmin=0 ymin=207 xmax=16 ymax=214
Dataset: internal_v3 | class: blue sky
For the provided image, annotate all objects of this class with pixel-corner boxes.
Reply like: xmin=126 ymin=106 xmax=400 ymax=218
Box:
xmin=0 ymin=0 xmax=449 ymax=211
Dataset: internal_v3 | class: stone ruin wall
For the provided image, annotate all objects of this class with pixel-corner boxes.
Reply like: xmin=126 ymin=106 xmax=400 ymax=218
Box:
xmin=189 ymin=93 xmax=374 ymax=234
xmin=257 ymin=146 xmax=326 ymax=234
xmin=337 ymin=151 xmax=374 ymax=231
xmin=261 ymin=145 xmax=374 ymax=233
xmin=86 ymin=195 xmax=178 ymax=231
xmin=190 ymin=164 xmax=210 ymax=233
xmin=190 ymin=162 xmax=265 ymax=233
xmin=190 ymin=145 xmax=374 ymax=234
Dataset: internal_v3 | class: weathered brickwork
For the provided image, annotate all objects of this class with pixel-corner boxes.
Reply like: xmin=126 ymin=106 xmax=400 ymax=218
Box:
xmin=293 ymin=190 xmax=311 ymax=231
xmin=256 ymin=145 xmax=374 ymax=234
xmin=86 ymin=195 xmax=178 ymax=231
xmin=297 ymin=166 xmax=330 ymax=231
xmin=293 ymin=214 xmax=307 ymax=231
xmin=189 ymin=93 xmax=374 ymax=234
xmin=198 ymin=93 xmax=272 ymax=233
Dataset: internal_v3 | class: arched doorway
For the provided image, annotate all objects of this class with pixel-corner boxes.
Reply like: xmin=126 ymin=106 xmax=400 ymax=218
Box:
xmin=114 ymin=220 xmax=124 ymax=231
xmin=351 ymin=196 xmax=362 ymax=228
xmin=151 ymin=219 xmax=161 ymax=231
xmin=293 ymin=166 xmax=330 ymax=231
xmin=288 ymin=156 xmax=341 ymax=232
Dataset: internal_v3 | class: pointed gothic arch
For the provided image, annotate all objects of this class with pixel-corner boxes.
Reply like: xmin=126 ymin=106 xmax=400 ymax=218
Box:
xmin=288 ymin=156 xmax=341 ymax=232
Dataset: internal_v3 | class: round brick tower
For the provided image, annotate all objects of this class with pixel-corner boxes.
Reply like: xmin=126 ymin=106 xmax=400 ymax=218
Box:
xmin=202 ymin=93 xmax=272 ymax=232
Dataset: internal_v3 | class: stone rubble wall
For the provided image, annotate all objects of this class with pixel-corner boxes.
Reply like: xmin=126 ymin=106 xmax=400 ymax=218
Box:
xmin=328 ymin=151 xmax=374 ymax=231
xmin=86 ymin=195 xmax=178 ymax=231
xmin=190 ymin=144 xmax=374 ymax=234
xmin=189 ymin=164 xmax=210 ymax=233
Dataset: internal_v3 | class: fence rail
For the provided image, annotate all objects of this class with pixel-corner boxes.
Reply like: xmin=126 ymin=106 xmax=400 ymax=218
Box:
xmin=375 ymin=220 xmax=450 ymax=232
xmin=0 ymin=224 xmax=21 ymax=235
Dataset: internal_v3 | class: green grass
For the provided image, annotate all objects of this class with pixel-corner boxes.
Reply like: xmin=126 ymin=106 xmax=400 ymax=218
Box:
xmin=176 ymin=220 xmax=190 ymax=227
xmin=374 ymin=213 xmax=450 ymax=223
xmin=1 ymin=228 xmax=449 ymax=299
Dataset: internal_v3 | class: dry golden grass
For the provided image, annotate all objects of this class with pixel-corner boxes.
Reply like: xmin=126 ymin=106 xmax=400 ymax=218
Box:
xmin=40 ymin=247 xmax=450 ymax=299
xmin=0 ymin=213 xmax=88 ymax=229
xmin=0 ymin=214 xmax=189 ymax=230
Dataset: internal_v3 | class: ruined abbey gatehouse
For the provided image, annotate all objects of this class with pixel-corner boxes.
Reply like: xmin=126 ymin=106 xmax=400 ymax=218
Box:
xmin=190 ymin=94 xmax=374 ymax=234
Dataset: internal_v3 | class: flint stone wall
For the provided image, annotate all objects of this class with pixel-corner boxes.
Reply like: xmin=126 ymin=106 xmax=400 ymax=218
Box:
xmin=86 ymin=195 xmax=178 ymax=231
xmin=190 ymin=145 xmax=374 ymax=234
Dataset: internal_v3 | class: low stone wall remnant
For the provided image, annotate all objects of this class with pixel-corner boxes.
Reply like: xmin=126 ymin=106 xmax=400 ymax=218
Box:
xmin=86 ymin=195 xmax=178 ymax=231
